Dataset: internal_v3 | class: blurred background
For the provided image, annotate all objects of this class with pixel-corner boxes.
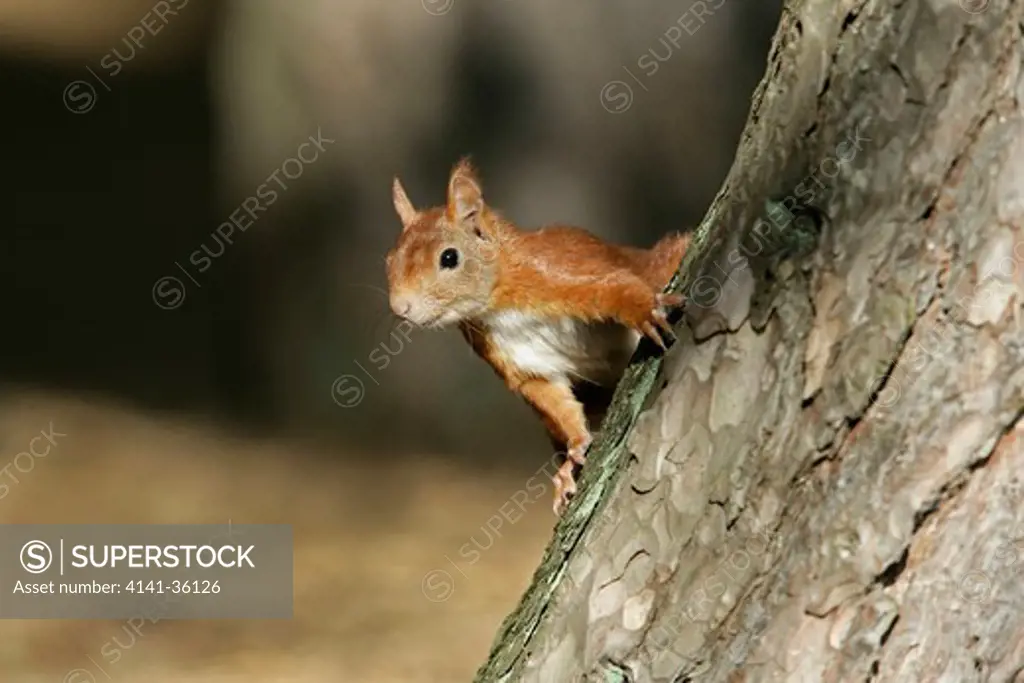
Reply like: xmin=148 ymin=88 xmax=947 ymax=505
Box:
xmin=0 ymin=0 xmax=780 ymax=680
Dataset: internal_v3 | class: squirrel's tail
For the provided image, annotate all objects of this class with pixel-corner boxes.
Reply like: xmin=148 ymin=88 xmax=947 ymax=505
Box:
xmin=644 ymin=231 xmax=692 ymax=290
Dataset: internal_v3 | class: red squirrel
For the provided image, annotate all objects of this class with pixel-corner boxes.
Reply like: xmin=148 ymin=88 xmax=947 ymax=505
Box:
xmin=385 ymin=158 xmax=690 ymax=514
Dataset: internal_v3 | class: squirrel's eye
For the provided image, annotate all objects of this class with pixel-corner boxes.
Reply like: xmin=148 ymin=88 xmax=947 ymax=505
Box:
xmin=439 ymin=247 xmax=460 ymax=270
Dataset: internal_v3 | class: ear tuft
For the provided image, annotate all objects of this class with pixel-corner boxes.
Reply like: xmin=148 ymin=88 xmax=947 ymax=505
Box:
xmin=392 ymin=177 xmax=418 ymax=229
xmin=447 ymin=157 xmax=483 ymax=223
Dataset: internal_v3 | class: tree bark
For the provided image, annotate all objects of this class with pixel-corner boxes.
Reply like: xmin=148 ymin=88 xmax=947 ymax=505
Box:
xmin=473 ymin=0 xmax=1024 ymax=681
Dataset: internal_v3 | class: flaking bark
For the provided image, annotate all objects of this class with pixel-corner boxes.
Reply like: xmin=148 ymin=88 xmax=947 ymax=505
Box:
xmin=473 ymin=0 xmax=1024 ymax=681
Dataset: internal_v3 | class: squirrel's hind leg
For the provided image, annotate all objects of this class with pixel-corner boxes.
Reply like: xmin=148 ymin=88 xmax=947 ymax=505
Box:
xmin=517 ymin=377 xmax=592 ymax=515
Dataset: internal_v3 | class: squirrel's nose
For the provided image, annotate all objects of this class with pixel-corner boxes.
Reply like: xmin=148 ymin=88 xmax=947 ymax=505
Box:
xmin=390 ymin=293 xmax=413 ymax=319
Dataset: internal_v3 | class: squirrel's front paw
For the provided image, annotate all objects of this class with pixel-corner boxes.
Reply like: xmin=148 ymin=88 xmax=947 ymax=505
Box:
xmin=656 ymin=292 xmax=685 ymax=310
xmin=639 ymin=292 xmax=685 ymax=350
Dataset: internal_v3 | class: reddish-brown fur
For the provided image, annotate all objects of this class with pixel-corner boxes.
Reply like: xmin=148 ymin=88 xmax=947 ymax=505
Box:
xmin=386 ymin=158 xmax=690 ymax=514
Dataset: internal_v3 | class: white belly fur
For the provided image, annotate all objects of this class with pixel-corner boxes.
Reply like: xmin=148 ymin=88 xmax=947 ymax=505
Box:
xmin=484 ymin=310 xmax=641 ymax=386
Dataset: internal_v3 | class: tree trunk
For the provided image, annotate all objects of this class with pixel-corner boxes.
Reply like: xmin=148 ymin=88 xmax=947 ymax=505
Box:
xmin=473 ymin=0 xmax=1024 ymax=681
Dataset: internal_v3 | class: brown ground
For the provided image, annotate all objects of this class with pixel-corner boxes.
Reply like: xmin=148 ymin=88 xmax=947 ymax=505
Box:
xmin=0 ymin=391 xmax=553 ymax=682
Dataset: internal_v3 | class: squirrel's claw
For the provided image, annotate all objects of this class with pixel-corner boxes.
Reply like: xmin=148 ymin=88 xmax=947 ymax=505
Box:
xmin=640 ymin=321 xmax=670 ymax=350
xmin=552 ymin=438 xmax=591 ymax=515
xmin=552 ymin=463 xmax=577 ymax=515
xmin=567 ymin=436 xmax=591 ymax=465
xmin=656 ymin=292 xmax=685 ymax=309
xmin=641 ymin=292 xmax=685 ymax=350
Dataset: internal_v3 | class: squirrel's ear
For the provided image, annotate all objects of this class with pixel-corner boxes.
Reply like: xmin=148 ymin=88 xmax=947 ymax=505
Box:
xmin=392 ymin=177 xmax=417 ymax=230
xmin=447 ymin=157 xmax=483 ymax=223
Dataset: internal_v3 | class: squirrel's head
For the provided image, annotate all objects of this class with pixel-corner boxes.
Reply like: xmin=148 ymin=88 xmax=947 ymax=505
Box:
xmin=386 ymin=158 xmax=503 ymax=327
